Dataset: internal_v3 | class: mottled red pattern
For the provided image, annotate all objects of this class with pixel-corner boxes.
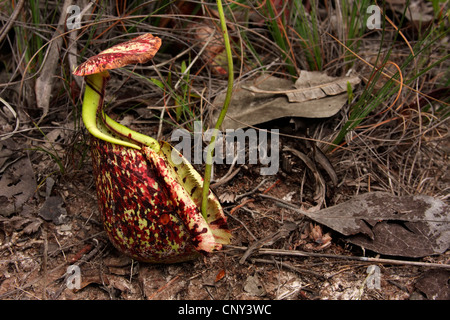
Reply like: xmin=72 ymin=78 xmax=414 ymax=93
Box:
xmin=91 ymin=137 xmax=200 ymax=263
xmin=73 ymin=34 xmax=162 ymax=76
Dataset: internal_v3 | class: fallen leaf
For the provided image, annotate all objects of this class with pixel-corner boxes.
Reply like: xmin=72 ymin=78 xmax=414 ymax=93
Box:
xmin=244 ymin=274 xmax=266 ymax=297
xmin=213 ymin=73 xmax=359 ymax=130
xmin=219 ymin=192 xmax=236 ymax=204
xmin=287 ymin=70 xmax=361 ymax=102
xmin=390 ymin=0 xmax=435 ymax=28
xmin=0 ymin=213 xmax=42 ymax=235
xmin=0 ymin=158 xmax=36 ymax=217
xmin=35 ymin=0 xmax=73 ymax=123
xmin=309 ymin=223 xmax=330 ymax=244
xmin=243 ymin=71 xmax=360 ymax=103
xmin=414 ymin=269 xmax=450 ymax=300
xmin=215 ymin=269 xmax=226 ymax=282
xmin=73 ymin=268 xmax=110 ymax=292
xmin=297 ymin=192 xmax=450 ymax=257
xmin=39 ymin=195 xmax=67 ymax=225
xmin=22 ymin=219 xmax=43 ymax=234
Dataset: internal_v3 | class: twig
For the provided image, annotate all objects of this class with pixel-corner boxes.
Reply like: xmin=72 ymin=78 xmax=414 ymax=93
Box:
xmin=224 ymin=210 xmax=258 ymax=241
xmin=235 ymin=178 xmax=270 ymax=201
xmin=239 ymin=232 xmax=281 ymax=264
xmin=227 ymin=245 xmax=450 ymax=269
xmin=211 ymin=167 xmax=241 ymax=188
xmin=35 ymin=0 xmax=74 ymax=124
xmin=257 ymin=193 xmax=302 ymax=211
xmin=148 ymin=275 xmax=180 ymax=300
xmin=0 ymin=0 xmax=25 ymax=44
xmin=231 ymin=178 xmax=281 ymax=215
xmin=42 ymin=226 xmax=48 ymax=300
xmin=250 ymin=258 xmax=325 ymax=280
xmin=230 ymin=198 xmax=254 ymax=215
xmin=239 ymin=222 xmax=297 ymax=264
xmin=211 ymin=153 xmax=241 ymax=188
xmin=283 ymin=146 xmax=325 ymax=207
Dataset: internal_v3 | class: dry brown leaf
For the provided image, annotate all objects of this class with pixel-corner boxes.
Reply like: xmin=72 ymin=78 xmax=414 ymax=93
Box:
xmin=0 ymin=213 xmax=42 ymax=235
xmin=215 ymin=269 xmax=226 ymax=282
xmin=38 ymin=195 xmax=67 ymax=225
xmin=213 ymin=73 xmax=360 ymax=130
xmin=298 ymin=192 xmax=450 ymax=258
xmin=0 ymin=157 xmax=36 ymax=217
xmin=243 ymin=274 xmax=266 ymax=297
xmin=187 ymin=21 xmax=227 ymax=75
xmin=35 ymin=0 xmax=74 ymax=123
xmin=241 ymin=71 xmax=360 ymax=102
xmin=287 ymin=70 xmax=361 ymax=102
xmin=414 ymin=269 xmax=450 ymax=300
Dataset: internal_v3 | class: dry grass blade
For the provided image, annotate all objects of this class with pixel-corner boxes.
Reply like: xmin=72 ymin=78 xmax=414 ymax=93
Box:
xmin=35 ymin=0 xmax=74 ymax=124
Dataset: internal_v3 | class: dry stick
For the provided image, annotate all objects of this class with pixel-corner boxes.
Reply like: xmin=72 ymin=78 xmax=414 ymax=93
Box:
xmin=35 ymin=0 xmax=74 ymax=124
xmin=250 ymin=258 xmax=325 ymax=280
xmin=230 ymin=179 xmax=280 ymax=215
xmin=148 ymin=275 xmax=181 ymax=300
xmin=0 ymin=0 xmax=25 ymax=44
xmin=211 ymin=154 xmax=240 ymax=188
xmin=225 ymin=211 xmax=258 ymax=241
xmin=230 ymin=198 xmax=254 ymax=215
xmin=235 ymin=178 xmax=270 ymax=201
xmin=41 ymin=226 xmax=48 ymax=300
xmin=210 ymin=167 xmax=241 ymax=188
xmin=228 ymin=245 xmax=450 ymax=270
xmin=239 ymin=226 xmax=294 ymax=265
xmin=249 ymin=194 xmax=450 ymax=269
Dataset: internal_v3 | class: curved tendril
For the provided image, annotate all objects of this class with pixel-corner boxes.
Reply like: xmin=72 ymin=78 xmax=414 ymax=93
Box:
xmin=103 ymin=113 xmax=160 ymax=152
xmin=82 ymin=72 xmax=141 ymax=150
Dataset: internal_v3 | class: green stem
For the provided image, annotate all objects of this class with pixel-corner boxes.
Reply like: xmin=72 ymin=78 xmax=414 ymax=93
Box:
xmin=103 ymin=113 xmax=160 ymax=152
xmin=82 ymin=72 xmax=160 ymax=151
xmin=201 ymin=0 xmax=234 ymax=217
xmin=82 ymin=72 xmax=141 ymax=149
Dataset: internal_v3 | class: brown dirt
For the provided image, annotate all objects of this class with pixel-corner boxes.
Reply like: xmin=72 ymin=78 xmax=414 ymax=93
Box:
xmin=1 ymin=130 xmax=448 ymax=301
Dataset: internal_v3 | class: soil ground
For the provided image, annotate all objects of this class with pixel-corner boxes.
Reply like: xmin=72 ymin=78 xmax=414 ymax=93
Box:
xmin=1 ymin=128 xmax=448 ymax=300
